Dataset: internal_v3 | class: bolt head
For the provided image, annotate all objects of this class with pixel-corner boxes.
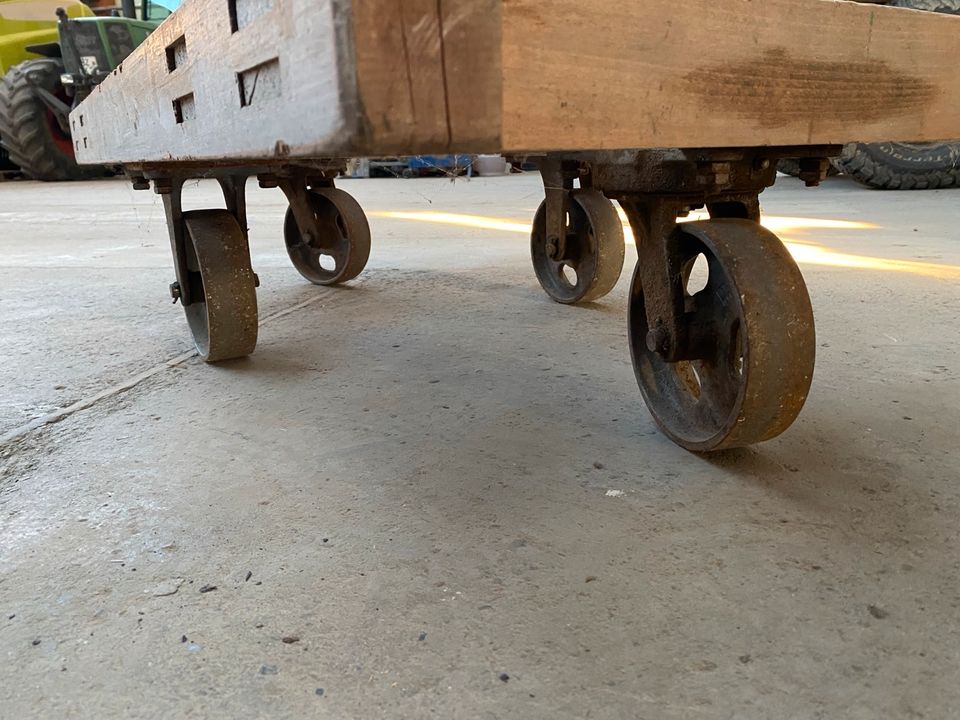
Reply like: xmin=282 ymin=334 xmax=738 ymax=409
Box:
xmin=646 ymin=326 xmax=670 ymax=354
xmin=545 ymin=236 xmax=559 ymax=260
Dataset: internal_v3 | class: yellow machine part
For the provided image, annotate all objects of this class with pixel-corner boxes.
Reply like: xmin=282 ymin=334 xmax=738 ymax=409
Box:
xmin=0 ymin=0 xmax=94 ymax=74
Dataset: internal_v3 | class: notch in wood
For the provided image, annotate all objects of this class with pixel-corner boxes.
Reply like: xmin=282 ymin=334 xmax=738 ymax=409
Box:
xmin=173 ymin=93 xmax=195 ymax=123
xmin=237 ymin=59 xmax=280 ymax=107
xmin=228 ymin=0 xmax=272 ymax=33
xmin=165 ymin=36 xmax=187 ymax=72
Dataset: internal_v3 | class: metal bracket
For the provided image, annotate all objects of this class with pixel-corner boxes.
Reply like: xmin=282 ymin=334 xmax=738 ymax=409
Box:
xmin=158 ymin=178 xmax=193 ymax=306
xmin=217 ymin=175 xmax=250 ymax=239
xmin=158 ymin=173 xmax=252 ymax=306
xmin=275 ymin=172 xmax=336 ymax=245
xmin=620 ymin=197 xmax=690 ymax=361
xmin=537 ymin=157 xmax=591 ymax=261
xmin=30 ymin=86 xmax=72 ymax=134
xmin=591 ymin=148 xmax=790 ymax=362
xmin=706 ymin=195 xmax=761 ymax=222
xmin=797 ymin=157 xmax=833 ymax=187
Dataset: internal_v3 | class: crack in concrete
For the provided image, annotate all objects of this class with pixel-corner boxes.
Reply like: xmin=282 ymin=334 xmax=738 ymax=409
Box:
xmin=0 ymin=293 xmax=331 ymax=448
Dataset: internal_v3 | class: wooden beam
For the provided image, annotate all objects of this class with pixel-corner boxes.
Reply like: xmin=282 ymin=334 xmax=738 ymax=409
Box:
xmin=343 ymin=0 xmax=502 ymax=152
xmin=351 ymin=0 xmax=449 ymax=152
xmin=501 ymin=0 xmax=960 ymax=151
xmin=71 ymin=0 xmax=356 ymax=164
xmin=437 ymin=0 xmax=502 ymax=148
xmin=72 ymin=0 xmax=960 ymax=167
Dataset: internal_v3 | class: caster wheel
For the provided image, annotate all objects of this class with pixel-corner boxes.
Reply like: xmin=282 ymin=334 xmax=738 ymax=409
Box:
xmin=628 ymin=219 xmax=815 ymax=452
xmin=283 ymin=188 xmax=371 ymax=285
xmin=530 ymin=190 xmax=625 ymax=304
xmin=181 ymin=209 xmax=259 ymax=362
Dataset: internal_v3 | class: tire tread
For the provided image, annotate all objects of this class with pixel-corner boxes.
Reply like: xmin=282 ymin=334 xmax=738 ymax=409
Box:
xmin=0 ymin=58 xmax=105 ymax=181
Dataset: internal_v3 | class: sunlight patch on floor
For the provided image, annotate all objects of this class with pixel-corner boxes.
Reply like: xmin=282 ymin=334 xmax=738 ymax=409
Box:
xmin=369 ymin=210 xmax=959 ymax=280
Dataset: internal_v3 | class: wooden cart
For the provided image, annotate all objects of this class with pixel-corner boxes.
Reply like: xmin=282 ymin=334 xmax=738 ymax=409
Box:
xmin=71 ymin=0 xmax=960 ymax=451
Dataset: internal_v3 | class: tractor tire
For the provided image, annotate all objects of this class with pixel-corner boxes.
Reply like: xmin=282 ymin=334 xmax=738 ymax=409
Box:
xmin=0 ymin=142 xmax=17 ymax=174
xmin=776 ymin=159 xmax=801 ymax=177
xmin=889 ymin=0 xmax=960 ymax=11
xmin=776 ymin=159 xmax=840 ymax=178
xmin=835 ymin=141 xmax=959 ymax=190
xmin=834 ymin=0 xmax=960 ymax=189
xmin=0 ymin=58 xmax=104 ymax=181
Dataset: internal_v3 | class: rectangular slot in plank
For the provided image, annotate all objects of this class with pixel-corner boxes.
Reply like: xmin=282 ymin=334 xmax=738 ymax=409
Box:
xmin=228 ymin=0 xmax=273 ymax=32
xmin=71 ymin=0 xmax=960 ymax=166
xmin=172 ymin=93 xmax=195 ymax=123
xmin=165 ymin=35 xmax=187 ymax=72
xmin=237 ymin=58 xmax=281 ymax=107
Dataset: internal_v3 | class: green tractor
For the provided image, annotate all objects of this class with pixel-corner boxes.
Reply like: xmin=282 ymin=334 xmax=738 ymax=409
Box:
xmin=0 ymin=0 xmax=177 ymax=180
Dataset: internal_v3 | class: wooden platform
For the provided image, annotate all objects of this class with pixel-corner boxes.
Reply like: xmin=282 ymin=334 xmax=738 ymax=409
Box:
xmin=71 ymin=0 xmax=960 ymax=166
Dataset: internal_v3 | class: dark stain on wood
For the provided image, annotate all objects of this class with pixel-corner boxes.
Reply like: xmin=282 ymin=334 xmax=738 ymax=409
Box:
xmin=685 ymin=48 xmax=936 ymax=129
xmin=503 ymin=0 xmax=547 ymax=30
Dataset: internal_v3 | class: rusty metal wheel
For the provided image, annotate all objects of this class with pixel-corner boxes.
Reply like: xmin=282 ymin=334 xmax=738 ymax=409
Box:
xmin=628 ymin=219 xmax=815 ymax=451
xmin=181 ymin=209 xmax=259 ymax=362
xmin=283 ymin=188 xmax=371 ymax=285
xmin=530 ymin=190 xmax=625 ymax=303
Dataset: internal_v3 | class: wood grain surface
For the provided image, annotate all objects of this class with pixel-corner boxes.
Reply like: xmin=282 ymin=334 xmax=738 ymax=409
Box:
xmin=72 ymin=0 xmax=960 ymax=166
xmin=501 ymin=0 xmax=960 ymax=151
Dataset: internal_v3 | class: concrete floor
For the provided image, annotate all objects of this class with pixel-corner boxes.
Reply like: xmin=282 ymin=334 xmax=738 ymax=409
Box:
xmin=0 ymin=173 xmax=958 ymax=719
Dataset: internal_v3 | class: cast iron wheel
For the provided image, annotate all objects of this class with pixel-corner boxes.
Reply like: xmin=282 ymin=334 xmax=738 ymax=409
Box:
xmin=0 ymin=58 xmax=105 ymax=181
xmin=530 ymin=190 xmax=625 ymax=304
xmin=627 ymin=219 xmax=815 ymax=452
xmin=181 ymin=209 xmax=259 ymax=362
xmin=283 ymin=187 xmax=371 ymax=285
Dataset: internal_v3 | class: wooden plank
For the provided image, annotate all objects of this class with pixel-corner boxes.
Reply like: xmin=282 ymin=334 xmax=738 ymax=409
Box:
xmin=351 ymin=0 xmax=448 ymax=153
xmin=349 ymin=0 xmax=501 ymax=152
xmin=437 ymin=0 xmax=502 ymax=149
xmin=73 ymin=0 xmax=960 ymax=166
xmin=501 ymin=0 xmax=960 ymax=151
xmin=72 ymin=0 xmax=357 ymax=164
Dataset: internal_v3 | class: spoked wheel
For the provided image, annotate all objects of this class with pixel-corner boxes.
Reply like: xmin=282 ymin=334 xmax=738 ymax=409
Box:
xmin=628 ymin=219 xmax=815 ymax=451
xmin=530 ymin=190 xmax=625 ymax=303
xmin=283 ymin=188 xmax=371 ymax=285
xmin=181 ymin=209 xmax=259 ymax=362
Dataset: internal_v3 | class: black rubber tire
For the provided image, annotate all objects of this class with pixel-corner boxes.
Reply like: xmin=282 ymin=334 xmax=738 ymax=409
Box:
xmin=889 ymin=0 xmax=960 ymax=11
xmin=777 ymin=159 xmax=840 ymax=178
xmin=0 ymin=58 xmax=104 ymax=181
xmin=776 ymin=159 xmax=801 ymax=177
xmin=835 ymin=141 xmax=959 ymax=190
xmin=0 ymin=141 xmax=17 ymax=173
xmin=834 ymin=0 xmax=960 ymax=189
